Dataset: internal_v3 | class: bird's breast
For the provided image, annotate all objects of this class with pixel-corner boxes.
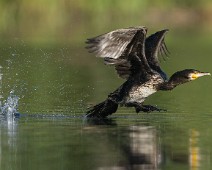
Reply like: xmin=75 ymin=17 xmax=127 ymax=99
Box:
xmin=126 ymin=85 xmax=157 ymax=103
xmin=123 ymin=75 xmax=163 ymax=104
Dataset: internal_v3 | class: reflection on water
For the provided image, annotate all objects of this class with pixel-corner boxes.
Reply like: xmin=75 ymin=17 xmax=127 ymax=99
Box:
xmin=0 ymin=114 xmax=211 ymax=170
xmin=0 ymin=114 xmax=18 ymax=146
xmin=189 ymin=129 xmax=200 ymax=170
xmin=0 ymin=111 xmax=18 ymax=170
xmin=95 ymin=125 xmax=160 ymax=170
xmin=128 ymin=126 xmax=160 ymax=170
xmin=84 ymin=116 xmax=212 ymax=170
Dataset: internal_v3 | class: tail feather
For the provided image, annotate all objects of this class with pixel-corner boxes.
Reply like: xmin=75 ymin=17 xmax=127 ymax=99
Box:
xmin=86 ymin=99 xmax=118 ymax=118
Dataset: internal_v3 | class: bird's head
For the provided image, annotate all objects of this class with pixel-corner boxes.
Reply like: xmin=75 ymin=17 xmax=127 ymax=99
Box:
xmin=160 ymin=69 xmax=210 ymax=90
xmin=187 ymin=69 xmax=211 ymax=80
xmin=169 ymin=69 xmax=211 ymax=84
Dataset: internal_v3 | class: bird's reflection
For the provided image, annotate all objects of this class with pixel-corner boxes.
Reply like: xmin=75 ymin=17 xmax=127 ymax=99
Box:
xmin=86 ymin=122 xmax=161 ymax=170
xmin=82 ymin=116 xmax=206 ymax=170
xmin=126 ymin=126 xmax=160 ymax=169
xmin=113 ymin=125 xmax=160 ymax=170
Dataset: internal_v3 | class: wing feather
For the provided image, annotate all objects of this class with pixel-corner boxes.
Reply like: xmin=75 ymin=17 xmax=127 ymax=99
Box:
xmin=85 ymin=26 xmax=146 ymax=59
xmin=145 ymin=29 xmax=169 ymax=80
xmin=109 ymin=29 xmax=153 ymax=79
xmin=145 ymin=29 xmax=169 ymax=66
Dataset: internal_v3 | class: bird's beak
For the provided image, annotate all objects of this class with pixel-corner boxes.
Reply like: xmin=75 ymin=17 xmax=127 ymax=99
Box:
xmin=191 ymin=72 xmax=211 ymax=79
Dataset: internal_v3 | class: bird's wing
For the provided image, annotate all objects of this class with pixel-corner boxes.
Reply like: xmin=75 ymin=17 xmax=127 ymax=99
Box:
xmin=145 ymin=29 xmax=169 ymax=80
xmin=85 ymin=26 xmax=146 ymax=59
xmin=104 ymin=29 xmax=154 ymax=80
xmin=127 ymin=29 xmax=154 ymax=79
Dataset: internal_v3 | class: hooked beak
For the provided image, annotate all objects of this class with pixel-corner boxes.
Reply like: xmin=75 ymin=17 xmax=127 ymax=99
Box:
xmin=191 ymin=72 xmax=211 ymax=79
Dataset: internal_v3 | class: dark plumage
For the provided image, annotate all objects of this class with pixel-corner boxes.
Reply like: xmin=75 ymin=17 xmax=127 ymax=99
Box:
xmin=85 ymin=26 xmax=210 ymax=118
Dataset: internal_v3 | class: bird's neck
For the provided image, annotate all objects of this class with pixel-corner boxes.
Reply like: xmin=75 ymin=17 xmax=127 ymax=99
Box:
xmin=159 ymin=76 xmax=187 ymax=91
xmin=159 ymin=81 xmax=179 ymax=90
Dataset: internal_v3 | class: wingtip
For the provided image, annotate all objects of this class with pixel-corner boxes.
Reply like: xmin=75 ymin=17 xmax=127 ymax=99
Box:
xmin=85 ymin=38 xmax=91 ymax=44
xmin=161 ymin=29 xmax=169 ymax=34
xmin=165 ymin=29 xmax=169 ymax=32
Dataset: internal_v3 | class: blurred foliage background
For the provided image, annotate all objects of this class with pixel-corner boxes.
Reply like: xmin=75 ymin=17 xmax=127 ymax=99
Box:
xmin=1 ymin=0 xmax=212 ymax=43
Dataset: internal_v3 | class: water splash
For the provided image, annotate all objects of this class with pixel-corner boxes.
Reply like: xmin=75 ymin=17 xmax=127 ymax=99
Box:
xmin=0 ymin=65 xmax=19 ymax=117
xmin=0 ymin=91 xmax=19 ymax=117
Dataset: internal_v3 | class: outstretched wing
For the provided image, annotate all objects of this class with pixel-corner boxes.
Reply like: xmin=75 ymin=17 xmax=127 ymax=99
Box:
xmin=145 ymin=29 xmax=169 ymax=80
xmin=86 ymin=26 xmax=147 ymax=79
xmin=103 ymin=28 xmax=151 ymax=79
xmin=85 ymin=26 xmax=146 ymax=59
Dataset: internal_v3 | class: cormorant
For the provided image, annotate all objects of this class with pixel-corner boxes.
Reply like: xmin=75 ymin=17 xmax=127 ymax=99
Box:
xmin=85 ymin=26 xmax=210 ymax=118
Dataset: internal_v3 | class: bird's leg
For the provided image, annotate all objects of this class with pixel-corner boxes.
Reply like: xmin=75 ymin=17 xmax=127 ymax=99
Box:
xmin=125 ymin=102 xmax=144 ymax=113
xmin=125 ymin=102 xmax=166 ymax=113
xmin=135 ymin=104 xmax=166 ymax=113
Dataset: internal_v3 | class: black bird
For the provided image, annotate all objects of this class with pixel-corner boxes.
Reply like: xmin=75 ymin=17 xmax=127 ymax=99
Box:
xmin=85 ymin=27 xmax=210 ymax=118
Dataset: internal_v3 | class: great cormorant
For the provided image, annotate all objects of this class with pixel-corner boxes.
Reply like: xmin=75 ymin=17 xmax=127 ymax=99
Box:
xmin=85 ymin=27 xmax=210 ymax=118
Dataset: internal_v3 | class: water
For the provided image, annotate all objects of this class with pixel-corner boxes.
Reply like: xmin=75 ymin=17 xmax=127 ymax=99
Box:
xmin=0 ymin=33 xmax=211 ymax=170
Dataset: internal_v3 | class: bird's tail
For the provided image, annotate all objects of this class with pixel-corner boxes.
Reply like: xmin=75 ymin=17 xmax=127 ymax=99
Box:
xmin=85 ymin=99 xmax=118 ymax=118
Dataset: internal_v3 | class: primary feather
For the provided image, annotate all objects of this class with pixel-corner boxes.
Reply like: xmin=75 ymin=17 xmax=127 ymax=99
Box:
xmin=86 ymin=26 xmax=146 ymax=59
